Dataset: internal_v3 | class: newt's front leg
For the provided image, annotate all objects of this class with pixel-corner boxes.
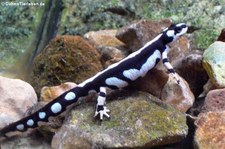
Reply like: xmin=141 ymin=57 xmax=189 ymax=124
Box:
xmin=162 ymin=46 xmax=180 ymax=84
xmin=94 ymin=87 xmax=110 ymax=120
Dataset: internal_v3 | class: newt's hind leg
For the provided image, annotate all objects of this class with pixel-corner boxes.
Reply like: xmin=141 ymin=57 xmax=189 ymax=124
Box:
xmin=94 ymin=87 xmax=110 ymax=120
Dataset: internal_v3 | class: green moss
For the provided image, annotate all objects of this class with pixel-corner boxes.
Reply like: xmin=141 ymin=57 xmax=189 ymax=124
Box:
xmin=68 ymin=92 xmax=187 ymax=147
xmin=194 ymin=29 xmax=219 ymax=49
xmin=30 ymin=35 xmax=102 ymax=94
xmin=58 ymin=0 xmax=225 ymax=50
xmin=142 ymin=0 xmax=225 ymax=49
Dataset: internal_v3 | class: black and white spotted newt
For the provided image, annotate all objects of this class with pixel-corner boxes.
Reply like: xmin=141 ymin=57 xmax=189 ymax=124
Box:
xmin=0 ymin=23 xmax=188 ymax=137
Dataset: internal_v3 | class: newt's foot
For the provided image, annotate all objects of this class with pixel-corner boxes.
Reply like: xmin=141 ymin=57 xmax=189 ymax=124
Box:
xmin=94 ymin=105 xmax=110 ymax=120
xmin=172 ymin=73 xmax=180 ymax=84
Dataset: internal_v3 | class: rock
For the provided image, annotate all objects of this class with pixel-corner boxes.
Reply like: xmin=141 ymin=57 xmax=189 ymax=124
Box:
xmin=129 ymin=69 xmax=169 ymax=97
xmin=84 ymin=30 xmax=127 ymax=68
xmin=0 ymin=76 xmax=37 ymax=129
xmin=217 ymin=28 xmax=225 ymax=42
xmin=84 ymin=30 xmax=126 ymax=49
xmin=40 ymin=82 xmax=97 ymax=104
xmin=116 ymin=19 xmax=172 ymax=52
xmin=161 ymin=75 xmax=195 ymax=112
xmin=200 ymin=79 xmax=217 ymax=97
xmin=202 ymin=41 xmax=225 ymax=88
xmin=175 ymin=50 xmax=208 ymax=97
xmin=24 ymin=101 xmax=64 ymax=142
xmin=98 ymin=46 xmax=126 ymax=68
xmin=167 ymin=36 xmax=190 ymax=66
xmin=51 ymin=92 xmax=188 ymax=149
xmin=195 ymin=111 xmax=225 ymax=149
xmin=40 ymin=82 xmax=77 ymax=102
xmin=201 ymin=88 xmax=225 ymax=113
xmin=30 ymin=35 xmax=103 ymax=94
xmin=0 ymin=134 xmax=51 ymax=149
xmin=38 ymin=82 xmax=97 ymax=140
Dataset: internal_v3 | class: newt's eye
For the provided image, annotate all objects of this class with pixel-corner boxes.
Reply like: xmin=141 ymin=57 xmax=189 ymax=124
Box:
xmin=176 ymin=27 xmax=182 ymax=33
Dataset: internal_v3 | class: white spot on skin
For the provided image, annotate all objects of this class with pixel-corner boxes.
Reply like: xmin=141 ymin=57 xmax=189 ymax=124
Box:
xmin=105 ymin=77 xmax=128 ymax=88
xmin=39 ymin=112 xmax=46 ymax=119
xmin=162 ymin=47 xmax=169 ymax=59
xmin=51 ymin=102 xmax=62 ymax=114
xmin=166 ymin=30 xmax=175 ymax=37
xmin=16 ymin=124 xmax=24 ymax=130
xmin=65 ymin=92 xmax=76 ymax=100
xmin=123 ymin=69 xmax=140 ymax=81
xmin=140 ymin=50 xmax=161 ymax=75
xmin=27 ymin=119 xmax=34 ymax=126
xmin=78 ymin=34 xmax=163 ymax=88
xmin=123 ymin=50 xmax=161 ymax=81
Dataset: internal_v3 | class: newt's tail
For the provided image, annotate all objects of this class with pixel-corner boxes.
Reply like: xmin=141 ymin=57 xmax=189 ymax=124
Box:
xmin=0 ymin=87 xmax=83 ymax=137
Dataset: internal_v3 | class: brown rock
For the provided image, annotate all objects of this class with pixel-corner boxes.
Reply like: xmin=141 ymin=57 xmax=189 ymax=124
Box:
xmin=161 ymin=75 xmax=195 ymax=112
xmin=201 ymin=88 xmax=225 ymax=113
xmin=84 ymin=30 xmax=128 ymax=68
xmin=116 ymin=19 xmax=172 ymax=52
xmin=84 ymin=29 xmax=126 ymax=49
xmin=22 ymin=101 xmax=63 ymax=141
xmin=0 ymin=76 xmax=37 ymax=129
xmin=130 ymin=69 xmax=169 ymax=97
xmin=40 ymin=82 xmax=97 ymax=104
xmin=0 ymin=135 xmax=51 ymax=149
xmin=200 ymin=80 xmax=217 ymax=97
xmin=168 ymin=36 xmax=190 ymax=66
xmin=40 ymin=82 xmax=77 ymax=102
xmin=175 ymin=50 xmax=208 ymax=97
xmin=195 ymin=112 xmax=225 ymax=149
xmin=217 ymin=28 xmax=225 ymax=42
xmin=30 ymin=35 xmax=103 ymax=94
xmin=98 ymin=46 xmax=126 ymax=68
xmin=36 ymin=82 xmax=98 ymax=141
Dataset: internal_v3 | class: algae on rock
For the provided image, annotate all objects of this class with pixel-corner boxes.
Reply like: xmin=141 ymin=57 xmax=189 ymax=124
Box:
xmin=52 ymin=92 xmax=188 ymax=149
xmin=203 ymin=41 xmax=225 ymax=88
xmin=30 ymin=35 xmax=102 ymax=94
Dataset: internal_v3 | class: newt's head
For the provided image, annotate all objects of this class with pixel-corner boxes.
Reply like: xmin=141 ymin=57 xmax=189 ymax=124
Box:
xmin=161 ymin=23 xmax=188 ymax=44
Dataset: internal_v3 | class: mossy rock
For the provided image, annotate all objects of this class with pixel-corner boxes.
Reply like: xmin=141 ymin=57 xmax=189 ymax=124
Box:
xmin=52 ymin=92 xmax=188 ymax=148
xmin=30 ymin=35 xmax=102 ymax=94
xmin=203 ymin=41 xmax=225 ymax=87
